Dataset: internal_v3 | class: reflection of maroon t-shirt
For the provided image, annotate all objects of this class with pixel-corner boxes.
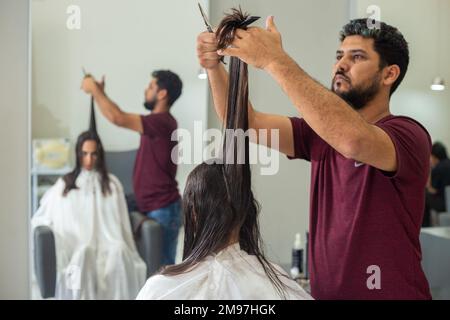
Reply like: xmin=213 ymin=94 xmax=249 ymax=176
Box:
xmin=289 ymin=115 xmax=432 ymax=299
xmin=133 ymin=112 xmax=180 ymax=212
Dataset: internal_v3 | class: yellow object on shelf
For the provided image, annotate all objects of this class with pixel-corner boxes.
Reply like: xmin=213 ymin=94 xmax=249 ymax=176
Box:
xmin=33 ymin=139 xmax=70 ymax=170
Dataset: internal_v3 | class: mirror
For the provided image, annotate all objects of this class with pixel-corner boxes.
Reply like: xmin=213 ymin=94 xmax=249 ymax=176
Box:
xmin=30 ymin=0 xmax=209 ymax=299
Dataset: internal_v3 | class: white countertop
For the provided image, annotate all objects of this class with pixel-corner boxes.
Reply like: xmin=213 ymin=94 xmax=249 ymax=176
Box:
xmin=421 ymin=227 xmax=450 ymax=239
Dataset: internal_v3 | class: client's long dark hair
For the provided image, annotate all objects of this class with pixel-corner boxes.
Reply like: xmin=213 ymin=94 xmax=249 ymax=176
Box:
xmin=162 ymin=7 xmax=287 ymax=298
xmin=62 ymin=131 xmax=111 ymax=196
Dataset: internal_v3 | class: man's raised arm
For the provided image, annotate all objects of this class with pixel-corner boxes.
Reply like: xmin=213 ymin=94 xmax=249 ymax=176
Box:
xmin=81 ymin=76 xmax=143 ymax=134
xmin=197 ymin=31 xmax=295 ymax=156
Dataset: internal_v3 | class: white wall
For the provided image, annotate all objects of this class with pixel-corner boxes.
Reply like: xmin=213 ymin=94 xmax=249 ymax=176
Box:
xmin=353 ymin=0 xmax=450 ymax=145
xmin=209 ymin=0 xmax=350 ymax=264
xmin=0 ymin=0 xmax=30 ymax=299
xmin=32 ymin=0 xmax=210 ymax=192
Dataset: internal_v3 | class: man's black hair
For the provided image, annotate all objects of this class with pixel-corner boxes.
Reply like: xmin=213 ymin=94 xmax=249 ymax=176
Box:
xmin=152 ymin=70 xmax=183 ymax=107
xmin=340 ymin=19 xmax=409 ymax=96
xmin=431 ymin=142 xmax=448 ymax=161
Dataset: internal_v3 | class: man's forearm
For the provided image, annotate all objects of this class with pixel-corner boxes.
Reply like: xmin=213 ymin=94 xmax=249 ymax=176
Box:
xmin=207 ymin=64 xmax=229 ymax=122
xmin=207 ymin=64 xmax=257 ymax=127
xmin=266 ymin=53 xmax=370 ymax=157
xmin=92 ymin=90 xmax=124 ymax=125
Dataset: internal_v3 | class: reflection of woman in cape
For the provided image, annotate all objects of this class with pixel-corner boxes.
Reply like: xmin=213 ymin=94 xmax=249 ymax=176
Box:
xmin=32 ymin=102 xmax=146 ymax=299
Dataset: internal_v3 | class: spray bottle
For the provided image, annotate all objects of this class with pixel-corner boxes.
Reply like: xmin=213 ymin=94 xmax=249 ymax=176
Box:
xmin=290 ymin=233 xmax=303 ymax=279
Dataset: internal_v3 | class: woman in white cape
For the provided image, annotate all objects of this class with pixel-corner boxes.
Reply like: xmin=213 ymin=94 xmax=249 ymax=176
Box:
xmin=136 ymin=162 xmax=312 ymax=300
xmin=32 ymin=131 xmax=146 ymax=299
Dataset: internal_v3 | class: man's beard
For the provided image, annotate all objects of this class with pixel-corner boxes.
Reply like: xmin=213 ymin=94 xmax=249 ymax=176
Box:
xmin=143 ymin=96 xmax=157 ymax=111
xmin=331 ymin=72 xmax=381 ymax=110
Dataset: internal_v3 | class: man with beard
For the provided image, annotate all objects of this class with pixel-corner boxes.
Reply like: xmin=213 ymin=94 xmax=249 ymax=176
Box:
xmin=81 ymin=70 xmax=183 ymax=266
xmin=197 ymin=18 xmax=431 ymax=299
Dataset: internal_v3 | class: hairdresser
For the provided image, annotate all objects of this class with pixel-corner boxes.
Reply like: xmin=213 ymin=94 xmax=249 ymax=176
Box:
xmin=197 ymin=16 xmax=431 ymax=299
xmin=81 ymin=70 xmax=183 ymax=266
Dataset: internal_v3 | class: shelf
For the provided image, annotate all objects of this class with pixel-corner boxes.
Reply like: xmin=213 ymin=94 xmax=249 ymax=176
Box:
xmin=31 ymin=167 xmax=72 ymax=175
xmin=31 ymin=166 xmax=72 ymax=215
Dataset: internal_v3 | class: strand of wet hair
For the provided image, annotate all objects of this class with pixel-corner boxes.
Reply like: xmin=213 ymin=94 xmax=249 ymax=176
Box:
xmin=216 ymin=7 xmax=288 ymax=300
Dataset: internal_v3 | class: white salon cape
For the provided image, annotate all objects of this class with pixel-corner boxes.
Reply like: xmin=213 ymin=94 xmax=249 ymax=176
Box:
xmin=32 ymin=169 xmax=147 ymax=300
xmin=136 ymin=243 xmax=312 ymax=300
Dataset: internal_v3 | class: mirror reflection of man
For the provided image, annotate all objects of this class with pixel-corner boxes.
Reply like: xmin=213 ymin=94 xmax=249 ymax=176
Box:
xmin=197 ymin=17 xmax=432 ymax=299
xmin=81 ymin=70 xmax=183 ymax=266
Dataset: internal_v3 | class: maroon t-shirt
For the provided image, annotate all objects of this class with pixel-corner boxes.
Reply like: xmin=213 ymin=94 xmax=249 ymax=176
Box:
xmin=133 ymin=112 xmax=180 ymax=212
xmin=289 ymin=115 xmax=432 ymax=299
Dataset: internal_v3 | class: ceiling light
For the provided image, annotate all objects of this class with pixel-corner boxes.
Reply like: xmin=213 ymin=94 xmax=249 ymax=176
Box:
xmin=431 ymin=77 xmax=445 ymax=91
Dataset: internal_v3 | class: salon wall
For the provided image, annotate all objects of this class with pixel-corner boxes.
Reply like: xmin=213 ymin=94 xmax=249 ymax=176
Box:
xmin=352 ymin=0 xmax=450 ymax=146
xmin=209 ymin=0 xmax=350 ymax=265
xmin=31 ymin=0 xmax=210 ymax=192
xmin=0 ymin=0 xmax=30 ymax=299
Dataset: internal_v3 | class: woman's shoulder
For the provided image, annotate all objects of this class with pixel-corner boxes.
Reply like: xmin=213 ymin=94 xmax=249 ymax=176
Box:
xmin=226 ymin=249 xmax=313 ymax=300
xmin=136 ymin=263 xmax=211 ymax=300
xmin=136 ymin=274 xmax=188 ymax=300
xmin=106 ymin=173 xmax=125 ymax=192
xmin=49 ymin=177 xmax=66 ymax=193
xmin=106 ymin=173 xmax=120 ymax=185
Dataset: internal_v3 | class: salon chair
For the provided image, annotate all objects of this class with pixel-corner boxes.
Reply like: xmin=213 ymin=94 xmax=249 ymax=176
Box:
xmin=34 ymin=149 xmax=163 ymax=299
xmin=437 ymin=186 xmax=450 ymax=226
xmin=104 ymin=149 xmax=163 ymax=276
xmin=429 ymin=186 xmax=450 ymax=227
xmin=431 ymin=186 xmax=450 ymax=227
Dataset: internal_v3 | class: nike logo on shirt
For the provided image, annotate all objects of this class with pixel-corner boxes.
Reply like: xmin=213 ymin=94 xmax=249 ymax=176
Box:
xmin=354 ymin=161 xmax=365 ymax=167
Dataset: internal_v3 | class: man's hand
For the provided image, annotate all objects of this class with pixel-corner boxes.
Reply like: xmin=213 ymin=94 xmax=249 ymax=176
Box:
xmin=197 ymin=31 xmax=221 ymax=70
xmin=81 ymin=75 xmax=105 ymax=96
xmin=80 ymin=74 xmax=143 ymax=133
xmin=217 ymin=16 xmax=286 ymax=70
xmin=426 ymin=174 xmax=437 ymax=194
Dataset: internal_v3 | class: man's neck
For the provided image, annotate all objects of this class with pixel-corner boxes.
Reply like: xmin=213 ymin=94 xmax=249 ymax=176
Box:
xmin=151 ymin=104 xmax=170 ymax=114
xmin=358 ymin=94 xmax=391 ymax=124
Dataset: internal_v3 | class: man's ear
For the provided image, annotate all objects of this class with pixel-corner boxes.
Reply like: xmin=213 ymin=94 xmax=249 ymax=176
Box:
xmin=157 ymin=88 xmax=168 ymax=101
xmin=383 ymin=64 xmax=401 ymax=87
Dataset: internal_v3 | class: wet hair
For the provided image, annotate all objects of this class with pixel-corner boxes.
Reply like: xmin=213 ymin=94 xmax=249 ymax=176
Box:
xmin=340 ymin=18 xmax=409 ymax=96
xmin=431 ymin=142 xmax=448 ymax=161
xmin=161 ymin=7 xmax=288 ymax=299
xmin=62 ymin=131 xmax=111 ymax=197
xmin=151 ymin=70 xmax=183 ymax=107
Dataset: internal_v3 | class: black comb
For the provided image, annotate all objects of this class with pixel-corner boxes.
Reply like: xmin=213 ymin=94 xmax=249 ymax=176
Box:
xmin=239 ymin=16 xmax=260 ymax=28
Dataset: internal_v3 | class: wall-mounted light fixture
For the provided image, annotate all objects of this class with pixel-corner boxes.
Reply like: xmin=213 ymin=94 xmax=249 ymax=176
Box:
xmin=431 ymin=0 xmax=446 ymax=91
xmin=431 ymin=77 xmax=445 ymax=91
xmin=198 ymin=68 xmax=207 ymax=80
